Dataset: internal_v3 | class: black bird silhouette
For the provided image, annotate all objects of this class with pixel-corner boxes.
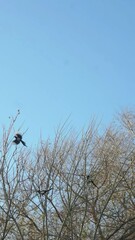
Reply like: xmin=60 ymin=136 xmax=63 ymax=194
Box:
xmin=36 ymin=188 xmax=52 ymax=196
xmin=13 ymin=133 xmax=27 ymax=146
xmin=87 ymin=175 xmax=98 ymax=188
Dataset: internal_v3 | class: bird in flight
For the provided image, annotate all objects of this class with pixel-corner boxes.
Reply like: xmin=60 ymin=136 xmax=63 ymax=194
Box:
xmin=36 ymin=188 xmax=52 ymax=196
xmin=13 ymin=133 xmax=27 ymax=146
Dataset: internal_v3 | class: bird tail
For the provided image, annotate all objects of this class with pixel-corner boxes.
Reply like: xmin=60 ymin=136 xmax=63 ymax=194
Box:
xmin=21 ymin=140 xmax=27 ymax=147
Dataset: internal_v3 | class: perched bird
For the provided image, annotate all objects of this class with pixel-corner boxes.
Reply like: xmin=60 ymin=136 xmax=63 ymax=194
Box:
xmin=13 ymin=133 xmax=27 ymax=146
xmin=87 ymin=175 xmax=90 ymax=181
xmin=36 ymin=188 xmax=52 ymax=196
xmin=87 ymin=175 xmax=98 ymax=188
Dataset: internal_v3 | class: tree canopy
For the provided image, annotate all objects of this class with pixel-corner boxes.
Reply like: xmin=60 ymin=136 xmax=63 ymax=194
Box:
xmin=0 ymin=111 xmax=135 ymax=239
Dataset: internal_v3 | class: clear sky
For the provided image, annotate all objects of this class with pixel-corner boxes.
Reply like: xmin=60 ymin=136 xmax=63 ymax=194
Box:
xmin=0 ymin=0 xmax=135 ymax=145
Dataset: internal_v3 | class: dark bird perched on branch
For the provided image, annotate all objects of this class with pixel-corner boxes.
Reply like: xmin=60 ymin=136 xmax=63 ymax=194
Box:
xmin=13 ymin=133 xmax=27 ymax=146
xmin=87 ymin=175 xmax=98 ymax=188
xmin=36 ymin=188 xmax=52 ymax=196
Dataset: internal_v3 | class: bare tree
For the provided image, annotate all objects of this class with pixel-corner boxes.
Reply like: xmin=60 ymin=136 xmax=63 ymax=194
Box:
xmin=0 ymin=110 xmax=135 ymax=239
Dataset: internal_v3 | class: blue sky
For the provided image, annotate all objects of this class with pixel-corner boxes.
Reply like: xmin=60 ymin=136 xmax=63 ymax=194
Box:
xmin=0 ymin=0 xmax=135 ymax=145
